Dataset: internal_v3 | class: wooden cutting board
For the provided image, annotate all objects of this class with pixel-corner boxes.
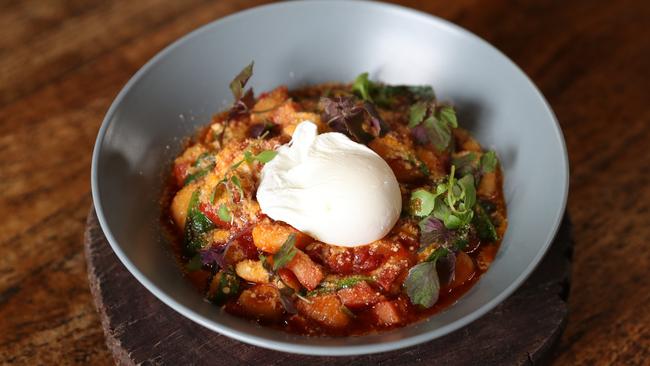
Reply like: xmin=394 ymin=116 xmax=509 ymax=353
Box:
xmin=84 ymin=206 xmax=571 ymax=365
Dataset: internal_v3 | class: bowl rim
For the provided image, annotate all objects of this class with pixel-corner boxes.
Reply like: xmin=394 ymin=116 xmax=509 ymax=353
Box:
xmin=91 ymin=0 xmax=569 ymax=356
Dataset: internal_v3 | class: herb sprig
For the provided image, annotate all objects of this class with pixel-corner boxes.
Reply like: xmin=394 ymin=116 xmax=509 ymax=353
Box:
xmin=411 ymin=165 xmax=476 ymax=230
xmin=259 ymin=234 xmax=300 ymax=313
xmin=409 ymin=102 xmax=458 ymax=151
xmin=208 ymin=148 xmax=278 ymax=220
xmin=320 ymin=96 xmax=388 ymax=143
xmin=306 ymin=275 xmax=374 ymax=297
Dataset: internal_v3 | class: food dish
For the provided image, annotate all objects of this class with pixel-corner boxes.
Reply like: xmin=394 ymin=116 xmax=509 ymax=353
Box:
xmin=164 ymin=65 xmax=508 ymax=336
xmin=91 ymin=0 xmax=568 ymax=355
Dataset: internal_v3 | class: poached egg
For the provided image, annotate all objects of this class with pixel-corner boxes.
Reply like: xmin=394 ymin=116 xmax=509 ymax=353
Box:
xmin=256 ymin=121 xmax=402 ymax=247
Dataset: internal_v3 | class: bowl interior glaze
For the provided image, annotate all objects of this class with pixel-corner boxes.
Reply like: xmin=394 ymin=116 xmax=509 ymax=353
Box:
xmin=91 ymin=0 xmax=568 ymax=356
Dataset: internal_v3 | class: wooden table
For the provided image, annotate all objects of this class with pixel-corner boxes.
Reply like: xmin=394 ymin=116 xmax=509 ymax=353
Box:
xmin=0 ymin=1 xmax=648 ymax=364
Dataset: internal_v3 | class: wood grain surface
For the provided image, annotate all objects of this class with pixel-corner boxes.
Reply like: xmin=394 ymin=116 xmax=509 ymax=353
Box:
xmin=85 ymin=209 xmax=571 ymax=366
xmin=0 ymin=0 xmax=648 ymax=365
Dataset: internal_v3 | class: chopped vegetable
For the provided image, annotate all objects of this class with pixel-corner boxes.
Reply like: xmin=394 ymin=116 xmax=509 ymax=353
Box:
xmin=272 ymin=234 xmax=297 ymax=271
xmin=306 ymin=275 xmax=374 ymax=297
xmin=217 ymin=203 xmax=231 ymax=222
xmin=208 ymin=269 xmax=240 ymax=305
xmin=473 ymin=202 xmax=498 ymax=242
xmin=480 ymin=150 xmax=498 ymax=173
xmin=183 ymin=191 xmax=215 ymax=255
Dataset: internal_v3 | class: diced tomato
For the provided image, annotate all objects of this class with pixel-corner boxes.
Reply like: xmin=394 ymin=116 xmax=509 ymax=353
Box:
xmin=286 ymin=250 xmax=324 ymax=291
xmin=223 ymin=229 xmax=258 ymax=265
xmin=372 ymin=244 xmax=412 ymax=292
xmin=352 ymin=246 xmax=383 ymax=272
xmin=278 ymin=268 xmax=302 ymax=291
xmin=312 ymin=244 xmax=383 ymax=275
xmin=198 ymin=203 xmax=231 ymax=229
xmin=372 ymin=300 xmax=404 ymax=326
xmin=173 ymin=162 xmax=191 ymax=187
xmin=324 ymin=247 xmax=354 ymax=274
xmin=337 ymin=282 xmax=384 ymax=309
xmin=296 ymin=294 xmax=350 ymax=329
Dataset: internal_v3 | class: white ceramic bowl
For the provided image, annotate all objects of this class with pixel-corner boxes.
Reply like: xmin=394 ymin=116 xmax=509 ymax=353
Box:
xmin=91 ymin=0 xmax=569 ymax=356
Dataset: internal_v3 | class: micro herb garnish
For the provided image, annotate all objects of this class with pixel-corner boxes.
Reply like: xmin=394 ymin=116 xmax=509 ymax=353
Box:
xmin=352 ymin=72 xmax=373 ymax=102
xmin=320 ymin=96 xmax=388 ymax=144
xmin=405 ymin=154 xmax=431 ymax=177
xmin=480 ymin=150 xmax=498 ymax=173
xmin=229 ymin=62 xmax=253 ymax=101
xmin=272 ymin=234 xmax=297 ymax=271
xmin=224 ymin=61 xmax=256 ymax=145
xmin=404 ymin=255 xmax=441 ymax=308
xmin=410 ymin=166 xmax=477 ymax=230
xmin=217 ymin=203 xmax=231 ymax=223
xmin=408 ymin=102 xmax=458 ymax=151
xmin=259 ymin=241 xmax=301 ymax=314
xmin=183 ymin=190 xmax=215 ymax=256
xmin=209 ymin=148 xmax=277 ymax=204
xmin=405 ymin=245 xmax=457 ymax=308
xmin=351 ymin=72 xmax=435 ymax=107
xmin=473 ymin=202 xmax=498 ymax=242
xmin=451 ymin=152 xmax=479 ymax=178
xmin=209 ymin=269 xmax=240 ymax=305
xmin=306 ymin=275 xmax=374 ymax=297
xmin=253 ymin=150 xmax=278 ymax=163
xmin=183 ymin=167 xmax=213 ymax=185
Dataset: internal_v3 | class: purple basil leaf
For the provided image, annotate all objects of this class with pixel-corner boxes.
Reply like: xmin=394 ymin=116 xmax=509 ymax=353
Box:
xmin=411 ymin=124 xmax=430 ymax=145
xmin=200 ymin=244 xmax=228 ymax=269
xmin=363 ymin=101 xmax=389 ymax=137
xmin=436 ymin=250 xmax=456 ymax=286
xmin=345 ymin=113 xmax=374 ymax=144
xmin=229 ymin=89 xmax=256 ymax=118
xmin=419 ymin=216 xmax=450 ymax=247
xmin=248 ymin=122 xmax=278 ymax=138
xmin=278 ymin=287 xmax=298 ymax=314
xmin=320 ymin=96 xmax=374 ymax=143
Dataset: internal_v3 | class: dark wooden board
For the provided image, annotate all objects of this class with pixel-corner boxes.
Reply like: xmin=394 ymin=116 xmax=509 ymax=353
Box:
xmin=85 ymin=206 xmax=572 ymax=365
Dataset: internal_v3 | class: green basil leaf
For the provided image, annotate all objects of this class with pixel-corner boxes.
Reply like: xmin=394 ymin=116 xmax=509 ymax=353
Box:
xmin=426 ymin=116 xmax=453 ymax=151
xmin=352 ymin=72 xmax=373 ymax=101
xmin=473 ymin=203 xmax=498 ymax=242
xmin=457 ymin=174 xmax=476 ymax=210
xmin=229 ymin=61 xmax=254 ymax=100
xmin=307 ymin=275 xmax=374 ymax=297
xmin=217 ymin=203 xmax=231 ymax=222
xmin=451 ymin=152 xmax=479 ymax=177
xmin=439 ymin=106 xmax=458 ymax=128
xmin=411 ymin=189 xmax=437 ymax=217
xmin=183 ymin=164 xmax=214 ymax=185
xmin=443 ymin=214 xmax=463 ymax=229
xmin=481 ymin=150 xmax=498 ymax=173
xmin=272 ymin=234 xmax=297 ymax=271
xmin=408 ymin=102 xmax=428 ymax=128
xmin=183 ymin=191 xmax=215 ymax=255
xmin=230 ymin=175 xmax=244 ymax=199
xmin=210 ymin=270 xmax=240 ymax=305
xmin=404 ymin=261 xmax=440 ymax=308
xmin=426 ymin=247 xmax=450 ymax=262
xmin=254 ymin=150 xmax=278 ymax=163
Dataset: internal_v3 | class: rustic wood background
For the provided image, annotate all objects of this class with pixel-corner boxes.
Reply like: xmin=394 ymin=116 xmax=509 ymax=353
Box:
xmin=0 ymin=0 xmax=648 ymax=365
